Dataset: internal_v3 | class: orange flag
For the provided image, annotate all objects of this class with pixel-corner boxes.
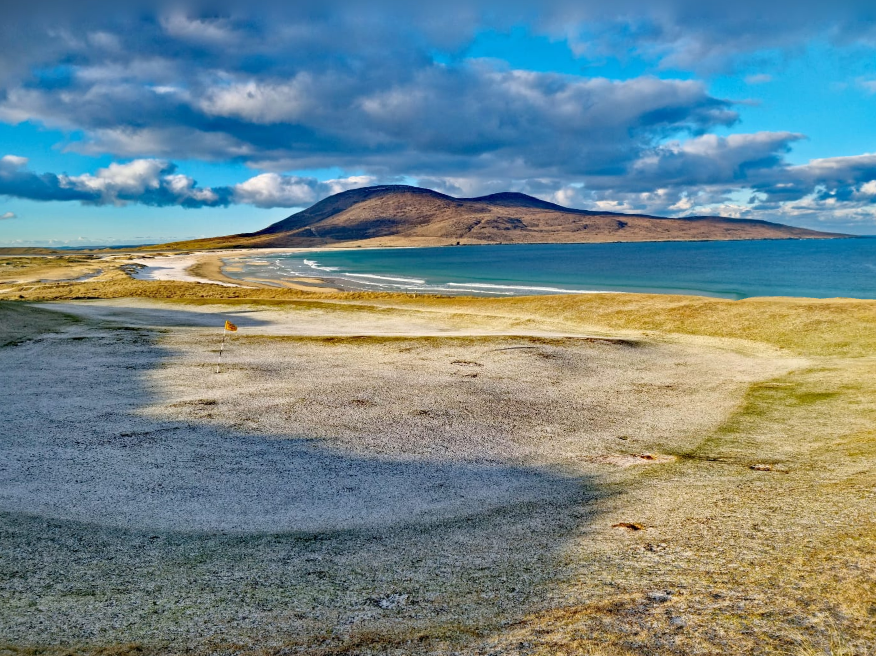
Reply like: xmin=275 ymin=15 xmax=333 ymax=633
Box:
xmin=224 ymin=320 xmax=238 ymax=332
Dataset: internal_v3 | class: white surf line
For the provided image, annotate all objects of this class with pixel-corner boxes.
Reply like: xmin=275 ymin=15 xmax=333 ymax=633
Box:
xmin=446 ymin=282 xmax=614 ymax=294
xmin=240 ymin=255 xmax=580 ymax=295
xmin=302 ymin=259 xmax=340 ymax=272
xmin=129 ymin=256 xmax=241 ymax=287
xmin=344 ymin=273 xmax=428 ymax=284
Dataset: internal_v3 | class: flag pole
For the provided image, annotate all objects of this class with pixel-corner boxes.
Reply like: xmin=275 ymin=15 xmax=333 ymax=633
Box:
xmin=216 ymin=327 xmax=226 ymax=374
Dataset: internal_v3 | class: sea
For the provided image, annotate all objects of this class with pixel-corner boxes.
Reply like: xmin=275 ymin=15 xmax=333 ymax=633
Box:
xmin=225 ymin=239 xmax=876 ymax=300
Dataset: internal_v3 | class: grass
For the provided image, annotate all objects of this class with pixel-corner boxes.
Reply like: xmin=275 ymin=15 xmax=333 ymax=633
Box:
xmin=383 ymin=293 xmax=876 ymax=357
xmin=3 ymin=269 xmax=874 ymax=356
xmin=0 ymin=255 xmax=100 ymax=283
xmin=478 ymin=358 xmax=876 ymax=655
xmin=0 ymin=302 xmax=81 ymax=347
xmin=1 ymin=263 xmax=875 ymax=655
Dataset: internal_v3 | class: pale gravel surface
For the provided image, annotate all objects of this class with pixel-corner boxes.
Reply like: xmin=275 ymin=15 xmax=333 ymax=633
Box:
xmin=0 ymin=299 xmax=801 ymax=649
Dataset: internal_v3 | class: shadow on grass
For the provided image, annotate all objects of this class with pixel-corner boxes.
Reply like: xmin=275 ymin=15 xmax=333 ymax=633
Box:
xmin=0 ymin=306 xmax=606 ymax=654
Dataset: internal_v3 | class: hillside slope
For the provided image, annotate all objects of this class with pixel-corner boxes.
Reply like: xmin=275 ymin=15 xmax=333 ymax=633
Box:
xmin=151 ymin=185 xmax=846 ymax=250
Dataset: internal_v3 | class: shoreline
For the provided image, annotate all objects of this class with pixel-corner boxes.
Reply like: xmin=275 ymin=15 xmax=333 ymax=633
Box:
xmin=189 ymin=253 xmax=344 ymax=291
xmin=5 ymin=241 xmax=875 ymax=301
xmin=181 ymin=241 xmax=876 ymax=301
xmin=129 ymin=255 xmax=242 ymax=287
xmin=130 ymin=251 xmax=343 ymax=291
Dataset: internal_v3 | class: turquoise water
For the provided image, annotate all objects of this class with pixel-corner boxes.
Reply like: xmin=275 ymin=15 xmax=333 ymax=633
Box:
xmin=230 ymin=239 xmax=876 ymax=299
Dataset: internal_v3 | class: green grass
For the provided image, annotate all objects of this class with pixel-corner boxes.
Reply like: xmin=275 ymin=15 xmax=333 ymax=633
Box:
xmin=0 ymin=302 xmax=80 ymax=347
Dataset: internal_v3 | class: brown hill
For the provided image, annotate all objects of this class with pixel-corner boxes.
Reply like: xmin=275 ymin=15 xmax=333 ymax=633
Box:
xmin=150 ymin=185 xmax=847 ymax=250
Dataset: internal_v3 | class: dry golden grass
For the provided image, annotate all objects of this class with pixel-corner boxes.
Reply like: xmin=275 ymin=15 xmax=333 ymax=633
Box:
xmin=3 ymin=269 xmax=875 ymax=356
xmin=478 ymin=358 xmax=876 ymax=656
xmin=380 ymin=294 xmax=876 ymax=357
xmin=0 ymin=255 xmax=102 ymax=284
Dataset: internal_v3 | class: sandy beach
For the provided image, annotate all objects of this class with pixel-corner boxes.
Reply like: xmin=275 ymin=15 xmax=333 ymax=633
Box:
xmin=129 ymin=250 xmax=347 ymax=291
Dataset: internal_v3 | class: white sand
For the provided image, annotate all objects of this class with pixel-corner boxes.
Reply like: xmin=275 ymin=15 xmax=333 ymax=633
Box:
xmin=130 ymin=255 xmax=241 ymax=286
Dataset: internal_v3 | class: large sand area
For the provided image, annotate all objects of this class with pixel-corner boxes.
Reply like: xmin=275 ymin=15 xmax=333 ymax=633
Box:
xmin=0 ymin=259 xmax=874 ymax=655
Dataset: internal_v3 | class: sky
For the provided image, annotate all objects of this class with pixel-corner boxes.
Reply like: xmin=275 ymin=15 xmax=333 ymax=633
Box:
xmin=2 ymin=0 xmax=876 ymax=246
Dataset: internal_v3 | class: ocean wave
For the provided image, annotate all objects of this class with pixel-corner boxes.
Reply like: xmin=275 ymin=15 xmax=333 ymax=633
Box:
xmin=345 ymin=273 xmax=427 ymax=284
xmin=430 ymin=287 xmax=513 ymax=295
xmin=446 ymin=282 xmax=607 ymax=294
xmin=303 ymin=259 xmax=340 ymax=272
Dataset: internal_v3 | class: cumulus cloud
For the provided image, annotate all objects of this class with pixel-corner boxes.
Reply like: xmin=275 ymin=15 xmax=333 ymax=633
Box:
xmin=0 ymin=156 xmax=231 ymax=207
xmin=0 ymin=60 xmax=738 ymax=180
xmin=232 ymin=173 xmax=378 ymax=208
xmin=1 ymin=2 xmax=876 ymax=229
xmin=0 ymin=1 xmax=785 ymax=186
xmin=412 ymin=136 xmax=876 ymax=223
xmin=555 ymin=1 xmax=876 ymax=74
xmin=199 ymin=76 xmax=317 ymax=125
xmin=0 ymin=211 xmax=16 ymax=220
xmin=611 ymin=132 xmax=804 ymax=191
xmin=0 ymin=155 xmax=382 ymax=209
xmin=3 ymin=2 xmax=876 ymax=87
xmin=1 ymin=142 xmax=875 ymax=226
xmin=0 ymin=154 xmax=97 ymax=203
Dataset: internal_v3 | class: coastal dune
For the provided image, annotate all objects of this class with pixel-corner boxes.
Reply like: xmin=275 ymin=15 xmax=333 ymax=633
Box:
xmin=0 ymin=289 xmax=874 ymax=654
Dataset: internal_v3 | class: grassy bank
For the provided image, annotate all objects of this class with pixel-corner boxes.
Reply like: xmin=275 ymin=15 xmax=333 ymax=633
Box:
xmin=2 ymin=271 xmax=875 ymax=356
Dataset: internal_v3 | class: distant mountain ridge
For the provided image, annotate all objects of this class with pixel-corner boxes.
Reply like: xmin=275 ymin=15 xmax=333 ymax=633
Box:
xmin=151 ymin=184 xmax=848 ymax=250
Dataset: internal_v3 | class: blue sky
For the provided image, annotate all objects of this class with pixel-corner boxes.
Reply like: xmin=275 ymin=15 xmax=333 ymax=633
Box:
xmin=2 ymin=1 xmax=876 ymax=245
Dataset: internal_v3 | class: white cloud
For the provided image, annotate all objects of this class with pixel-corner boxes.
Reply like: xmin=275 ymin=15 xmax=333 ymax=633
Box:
xmin=0 ymin=54 xmax=738 ymax=179
xmin=1 ymin=155 xmax=29 ymax=168
xmin=159 ymin=12 xmax=239 ymax=45
xmin=858 ymin=79 xmax=876 ymax=94
xmin=200 ymin=76 xmax=316 ymax=124
xmin=232 ymin=173 xmax=319 ymax=208
xmin=232 ymin=173 xmax=377 ymax=208
xmin=60 ymin=160 xmax=231 ymax=207
xmin=669 ymin=194 xmax=694 ymax=211
xmin=0 ymin=211 xmax=16 ymax=220
xmin=612 ymin=132 xmax=804 ymax=190
xmin=744 ymin=74 xmax=773 ymax=85
xmin=0 ymin=155 xmax=231 ymax=207
xmin=67 ymin=159 xmax=167 ymax=199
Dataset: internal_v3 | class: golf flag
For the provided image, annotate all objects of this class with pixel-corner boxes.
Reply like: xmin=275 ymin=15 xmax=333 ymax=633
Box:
xmin=216 ymin=321 xmax=237 ymax=373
